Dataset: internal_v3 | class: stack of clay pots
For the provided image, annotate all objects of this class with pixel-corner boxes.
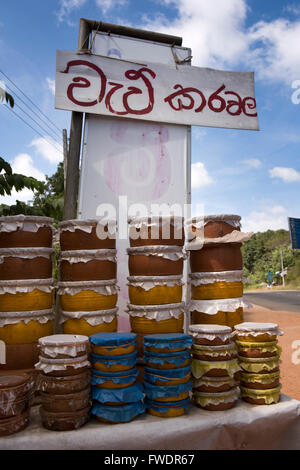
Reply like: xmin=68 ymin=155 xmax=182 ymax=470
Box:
xmin=35 ymin=334 xmax=91 ymax=431
xmin=143 ymin=333 xmax=192 ymax=418
xmin=89 ymin=333 xmax=145 ymax=424
xmin=127 ymin=216 xmax=186 ymax=356
xmin=189 ymin=324 xmax=240 ymax=410
xmin=58 ymin=219 xmax=118 ymax=336
xmin=0 ymin=215 xmax=55 ymax=373
xmin=0 ymin=373 xmax=33 ymax=436
xmin=234 ymin=322 xmax=283 ymax=405
xmin=186 ymin=215 xmax=252 ymax=328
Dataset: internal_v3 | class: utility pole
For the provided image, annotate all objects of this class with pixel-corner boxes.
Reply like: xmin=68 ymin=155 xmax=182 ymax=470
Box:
xmin=280 ymin=247 xmax=285 ymax=287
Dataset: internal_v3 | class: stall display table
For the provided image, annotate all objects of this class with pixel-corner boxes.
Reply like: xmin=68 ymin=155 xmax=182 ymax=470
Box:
xmin=0 ymin=394 xmax=300 ymax=450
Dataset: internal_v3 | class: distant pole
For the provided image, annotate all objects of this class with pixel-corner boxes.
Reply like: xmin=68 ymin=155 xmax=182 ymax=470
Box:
xmin=62 ymin=129 xmax=68 ymax=190
xmin=280 ymin=247 xmax=285 ymax=287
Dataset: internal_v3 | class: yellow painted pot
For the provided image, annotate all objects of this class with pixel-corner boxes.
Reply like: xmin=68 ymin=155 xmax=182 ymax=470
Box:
xmin=191 ymin=308 xmax=243 ymax=328
xmin=128 ymin=285 xmax=182 ymax=305
xmin=0 ymin=290 xmax=53 ymax=312
xmin=60 ymin=291 xmax=117 ymax=312
xmin=62 ymin=316 xmax=117 ymax=336
xmin=155 ymin=392 xmax=189 ymax=403
xmin=147 ymin=406 xmax=187 ymax=418
xmin=236 ymin=333 xmax=277 ymax=343
xmin=0 ymin=320 xmax=54 ymax=344
xmin=92 ymin=343 xmax=136 ymax=356
xmin=191 ymin=281 xmax=243 ymax=300
xmin=130 ymin=313 xmax=184 ymax=335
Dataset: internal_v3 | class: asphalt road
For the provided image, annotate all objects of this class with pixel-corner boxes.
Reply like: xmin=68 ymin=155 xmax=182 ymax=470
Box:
xmin=244 ymin=290 xmax=300 ymax=313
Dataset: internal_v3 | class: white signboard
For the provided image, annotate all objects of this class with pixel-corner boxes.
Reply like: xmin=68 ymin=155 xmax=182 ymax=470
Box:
xmin=56 ymin=50 xmax=259 ymax=130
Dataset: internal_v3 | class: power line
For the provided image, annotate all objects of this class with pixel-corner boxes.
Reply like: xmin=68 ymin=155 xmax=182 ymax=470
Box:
xmin=3 ymin=104 xmax=63 ymax=157
xmin=0 ymin=69 xmax=62 ymax=135
xmin=3 ymin=81 xmax=62 ymax=141
xmin=14 ymin=102 xmax=62 ymax=149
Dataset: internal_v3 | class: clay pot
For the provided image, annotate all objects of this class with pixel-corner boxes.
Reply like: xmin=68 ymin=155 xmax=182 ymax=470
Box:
xmin=190 ymin=243 xmax=242 ymax=273
xmin=186 ymin=215 xmax=241 ymax=239
xmin=40 ymin=406 xmax=90 ymax=431
xmin=128 ymin=247 xmax=184 ymax=276
xmin=0 ymin=410 xmax=29 ymax=436
xmin=129 ymin=313 xmax=184 ymax=335
xmin=193 ymin=388 xmax=239 ymax=411
xmin=59 ymin=220 xmax=115 ymax=251
xmin=41 ymin=387 xmax=90 ymax=412
xmin=189 ymin=324 xmax=233 ymax=346
xmin=191 ymin=307 xmax=244 ymax=328
xmin=0 ymin=216 xmax=53 ymax=248
xmin=62 ymin=315 xmax=118 ymax=336
xmin=191 ymin=281 xmax=243 ymax=300
xmin=0 ymin=251 xmax=53 ymax=280
xmin=192 ymin=376 xmax=237 ymax=393
xmin=129 ymin=217 xmax=184 ymax=247
xmin=0 ymin=373 xmax=31 ymax=403
xmin=60 ymin=259 xmax=116 ymax=282
xmin=240 ymin=372 xmax=280 ymax=390
xmin=39 ymin=370 xmax=91 ymax=395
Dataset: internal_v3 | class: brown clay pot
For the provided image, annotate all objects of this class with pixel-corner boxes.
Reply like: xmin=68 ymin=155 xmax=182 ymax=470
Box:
xmin=0 ymin=226 xmax=53 ymax=248
xmin=0 ymin=257 xmax=53 ymax=280
xmin=240 ymin=378 xmax=280 ymax=390
xmin=0 ymin=395 xmax=28 ymax=419
xmin=195 ymin=399 xmax=237 ymax=411
xmin=39 ymin=370 xmax=91 ymax=395
xmin=128 ymin=254 xmax=183 ymax=276
xmin=0 ymin=343 xmax=39 ymax=371
xmin=190 ymin=243 xmax=243 ymax=273
xmin=59 ymin=222 xmax=115 ymax=251
xmin=60 ymin=259 xmax=116 ymax=281
xmin=40 ymin=406 xmax=90 ymax=431
xmin=41 ymin=386 xmax=91 ymax=412
xmin=0 ymin=409 xmax=29 ymax=436
xmin=129 ymin=217 xmax=184 ymax=247
xmin=0 ymin=373 xmax=31 ymax=404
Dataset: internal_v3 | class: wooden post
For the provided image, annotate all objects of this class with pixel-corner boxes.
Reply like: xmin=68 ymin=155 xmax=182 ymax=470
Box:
xmin=63 ymin=19 xmax=90 ymax=220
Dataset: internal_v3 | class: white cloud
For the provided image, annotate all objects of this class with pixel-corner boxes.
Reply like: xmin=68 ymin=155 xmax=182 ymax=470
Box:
xmin=11 ymin=153 xmax=45 ymax=181
xmin=141 ymin=0 xmax=300 ymax=85
xmin=30 ymin=137 xmax=63 ymax=164
xmin=191 ymin=162 xmax=213 ymax=189
xmin=46 ymin=77 xmax=55 ymax=96
xmin=243 ymin=205 xmax=289 ymax=232
xmin=0 ymin=154 xmax=45 ymax=206
xmin=269 ymin=166 xmax=300 ymax=183
xmin=96 ymin=0 xmax=127 ymax=14
xmin=242 ymin=158 xmax=262 ymax=168
xmin=56 ymin=0 xmax=87 ymax=25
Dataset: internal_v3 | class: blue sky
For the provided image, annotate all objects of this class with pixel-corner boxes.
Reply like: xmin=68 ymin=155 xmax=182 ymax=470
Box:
xmin=1 ymin=0 xmax=300 ymax=232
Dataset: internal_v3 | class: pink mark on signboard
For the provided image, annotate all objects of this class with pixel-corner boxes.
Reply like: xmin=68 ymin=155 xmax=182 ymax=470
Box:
xmin=103 ymin=123 xmax=171 ymax=200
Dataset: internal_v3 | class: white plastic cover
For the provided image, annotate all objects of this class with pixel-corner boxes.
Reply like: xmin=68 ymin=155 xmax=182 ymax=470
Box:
xmin=127 ymin=275 xmax=183 ymax=291
xmin=189 ymin=270 xmax=245 ymax=285
xmin=60 ymin=249 xmax=117 ymax=263
xmin=0 ymin=279 xmax=54 ymax=294
xmin=127 ymin=302 xmax=185 ymax=321
xmin=0 ymin=215 xmax=53 ymax=233
xmin=189 ymin=297 xmax=252 ymax=315
xmin=59 ymin=219 xmax=116 ymax=235
xmin=234 ymin=322 xmax=284 ymax=336
xmin=60 ymin=308 xmax=118 ymax=326
xmin=0 ymin=309 xmax=54 ymax=327
xmin=186 ymin=231 xmax=253 ymax=250
xmin=57 ymin=280 xmax=118 ymax=296
xmin=0 ymin=248 xmax=54 ymax=261
xmin=127 ymin=245 xmax=186 ymax=261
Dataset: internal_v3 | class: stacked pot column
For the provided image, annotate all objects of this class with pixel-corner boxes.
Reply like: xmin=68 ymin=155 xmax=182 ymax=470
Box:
xmin=143 ymin=333 xmax=193 ymax=418
xmin=35 ymin=334 xmax=91 ymax=431
xmin=0 ymin=373 xmax=33 ymax=436
xmin=0 ymin=216 xmax=55 ymax=373
xmin=234 ymin=322 xmax=283 ymax=405
xmin=89 ymin=333 xmax=145 ymax=424
xmin=186 ymin=215 xmax=253 ymax=328
xmin=58 ymin=219 xmax=118 ymax=336
xmin=189 ymin=324 xmax=241 ymax=411
xmin=127 ymin=216 xmax=186 ymax=357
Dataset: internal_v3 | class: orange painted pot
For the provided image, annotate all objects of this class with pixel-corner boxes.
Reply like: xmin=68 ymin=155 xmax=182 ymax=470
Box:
xmin=191 ymin=281 xmax=243 ymax=300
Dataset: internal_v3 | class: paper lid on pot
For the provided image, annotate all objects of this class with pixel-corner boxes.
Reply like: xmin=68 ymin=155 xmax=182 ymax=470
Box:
xmin=189 ymin=324 xmax=232 ymax=334
xmin=89 ymin=332 xmax=137 ymax=347
xmin=38 ymin=334 xmax=89 ymax=347
xmin=234 ymin=322 xmax=283 ymax=335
